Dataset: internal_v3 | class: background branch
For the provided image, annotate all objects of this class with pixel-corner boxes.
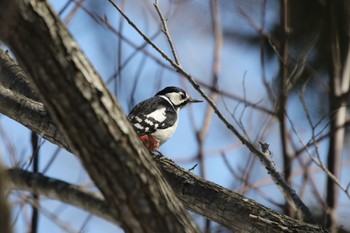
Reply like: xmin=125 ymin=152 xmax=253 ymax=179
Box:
xmin=0 ymin=52 xmax=325 ymax=231
xmin=107 ymin=0 xmax=316 ymax=223
xmin=326 ymin=1 xmax=350 ymax=231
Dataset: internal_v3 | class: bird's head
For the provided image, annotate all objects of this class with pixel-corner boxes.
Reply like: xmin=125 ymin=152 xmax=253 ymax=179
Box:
xmin=156 ymin=86 xmax=202 ymax=110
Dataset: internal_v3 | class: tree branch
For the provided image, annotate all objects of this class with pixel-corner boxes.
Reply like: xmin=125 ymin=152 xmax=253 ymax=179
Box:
xmin=0 ymin=83 xmax=70 ymax=151
xmin=6 ymin=168 xmax=117 ymax=225
xmin=4 ymin=157 xmax=328 ymax=233
xmin=326 ymin=1 xmax=350 ymax=231
xmin=0 ymin=80 xmax=326 ymax=232
xmin=279 ymin=0 xmax=293 ymax=217
xmin=0 ymin=1 xmax=199 ymax=232
xmin=107 ymin=0 xmax=316 ymax=224
xmin=0 ymin=49 xmax=39 ymax=101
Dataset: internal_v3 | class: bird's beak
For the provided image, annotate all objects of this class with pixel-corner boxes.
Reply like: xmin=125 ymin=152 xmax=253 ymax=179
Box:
xmin=189 ymin=97 xmax=203 ymax=103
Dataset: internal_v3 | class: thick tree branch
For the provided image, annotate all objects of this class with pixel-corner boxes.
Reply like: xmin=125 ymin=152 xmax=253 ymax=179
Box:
xmin=0 ymin=1 xmax=199 ymax=233
xmin=0 ymin=49 xmax=39 ymax=101
xmin=156 ymin=157 xmax=326 ymax=233
xmin=0 ymin=83 xmax=327 ymax=232
xmin=0 ymin=84 xmax=70 ymax=150
xmin=6 ymin=168 xmax=117 ymax=225
xmin=4 ymin=154 xmax=328 ymax=233
xmin=0 ymin=48 xmax=70 ymax=150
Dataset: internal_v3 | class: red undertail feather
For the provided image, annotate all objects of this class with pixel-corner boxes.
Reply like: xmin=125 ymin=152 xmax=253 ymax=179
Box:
xmin=139 ymin=135 xmax=160 ymax=152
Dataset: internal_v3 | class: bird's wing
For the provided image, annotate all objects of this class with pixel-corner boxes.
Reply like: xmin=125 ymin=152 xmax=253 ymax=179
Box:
xmin=128 ymin=97 xmax=177 ymax=135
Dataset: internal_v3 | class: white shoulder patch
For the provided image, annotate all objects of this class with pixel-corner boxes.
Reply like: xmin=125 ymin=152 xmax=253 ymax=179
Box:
xmin=146 ymin=107 xmax=166 ymax=122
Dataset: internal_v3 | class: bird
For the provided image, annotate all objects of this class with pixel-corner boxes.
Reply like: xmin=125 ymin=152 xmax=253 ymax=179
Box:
xmin=128 ymin=86 xmax=202 ymax=154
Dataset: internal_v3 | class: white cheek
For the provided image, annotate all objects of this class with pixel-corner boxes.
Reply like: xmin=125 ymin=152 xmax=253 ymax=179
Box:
xmin=166 ymin=93 xmax=183 ymax=106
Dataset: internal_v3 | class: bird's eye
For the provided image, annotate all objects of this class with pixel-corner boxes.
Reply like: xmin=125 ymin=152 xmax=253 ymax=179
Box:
xmin=180 ymin=93 xmax=186 ymax=99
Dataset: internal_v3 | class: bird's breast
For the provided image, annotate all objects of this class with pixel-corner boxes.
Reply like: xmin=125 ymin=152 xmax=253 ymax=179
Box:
xmin=151 ymin=119 xmax=179 ymax=145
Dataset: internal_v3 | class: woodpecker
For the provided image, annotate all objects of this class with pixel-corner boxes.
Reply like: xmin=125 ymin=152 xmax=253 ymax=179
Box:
xmin=128 ymin=86 xmax=202 ymax=153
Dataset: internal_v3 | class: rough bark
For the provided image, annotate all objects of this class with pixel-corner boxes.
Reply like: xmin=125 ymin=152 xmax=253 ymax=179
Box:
xmin=0 ymin=83 xmax=69 ymax=150
xmin=0 ymin=1 xmax=199 ymax=232
xmin=0 ymin=50 xmax=39 ymax=101
xmin=156 ymin=157 xmax=327 ymax=233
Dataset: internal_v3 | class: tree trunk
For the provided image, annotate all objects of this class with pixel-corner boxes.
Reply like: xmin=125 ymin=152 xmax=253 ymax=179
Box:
xmin=0 ymin=1 xmax=199 ymax=232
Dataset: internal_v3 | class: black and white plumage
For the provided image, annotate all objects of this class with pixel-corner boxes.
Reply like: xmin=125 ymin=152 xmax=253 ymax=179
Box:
xmin=128 ymin=86 xmax=202 ymax=151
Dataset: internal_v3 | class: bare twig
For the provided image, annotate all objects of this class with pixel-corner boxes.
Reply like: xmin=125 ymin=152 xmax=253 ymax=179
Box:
xmin=154 ymin=0 xmax=180 ymax=65
xmin=29 ymin=132 xmax=39 ymax=233
xmin=286 ymin=113 xmax=350 ymax=199
xmin=106 ymin=0 xmax=316 ymax=223
xmin=259 ymin=0 xmax=276 ymax=103
xmin=63 ymin=0 xmax=83 ymax=25
xmin=278 ymin=0 xmax=293 ymax=217
xmin=115 ymin=0 xmax=126 ymax=96
xmin=188 ymin=164 xmax=198 ymax=172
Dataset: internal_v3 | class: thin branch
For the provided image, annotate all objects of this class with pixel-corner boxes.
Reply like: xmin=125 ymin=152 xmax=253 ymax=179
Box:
xmin=142 ymin=10 xmax=305 ymax=220
xmin=154 ymin=0 xmax=180 ymax=65
xmin=29 ymin=133 xmax=39 ymax=233
xmin=285 ymin=113 xmax=350 ymax=199
xmin=198 ymin=1 xmax=222 ymax=229
xmin=0 ymin=84 xmax=326 ymax=231
xmin=259 ymin=0 xmax=275 ymax=103
xmin=279 ymin=0 xmax=293 ymax=217
xmin=0 ymin=0 xmax=307 ymax=227
xmin=22 ymin=195 xmax=83 ymax=233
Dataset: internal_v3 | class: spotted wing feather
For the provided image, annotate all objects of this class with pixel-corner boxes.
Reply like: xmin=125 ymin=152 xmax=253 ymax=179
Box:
xmin=128 ymin=97 xmax=177 ymax=136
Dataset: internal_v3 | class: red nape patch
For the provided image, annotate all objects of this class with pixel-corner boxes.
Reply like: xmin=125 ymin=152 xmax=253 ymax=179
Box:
xmin=139 ymin=135 xmax=159 ymax=152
